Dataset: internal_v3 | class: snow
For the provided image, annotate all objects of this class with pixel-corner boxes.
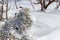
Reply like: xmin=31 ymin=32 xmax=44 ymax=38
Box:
xmin=34 ymin=12 xmax=60 ymax=28
xmin=0 ymin=21 xmax=5 ymax=31
xmin=0 ymin=0 xmax=60 ymax=40
xmin=0 ymin=21 xmax=5 ymax=27
xmin=28 ymin=11 xmax=60 ymax=40
xmin=36 ymin=26 xmax=60 ymax=40
xmin=47 ymin=2 xmax=58 ymax=9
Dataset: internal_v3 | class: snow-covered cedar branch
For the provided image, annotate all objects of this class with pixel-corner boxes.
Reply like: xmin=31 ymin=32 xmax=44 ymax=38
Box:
xmin=0 ymin=8 xmax=32 ymax=40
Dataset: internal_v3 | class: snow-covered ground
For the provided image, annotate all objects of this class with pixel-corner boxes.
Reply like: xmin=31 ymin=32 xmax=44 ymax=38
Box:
xmin=1 ymin=0 xmax=60 ymax=40
xmin=29 ymin=11 xmax=60 ymax=40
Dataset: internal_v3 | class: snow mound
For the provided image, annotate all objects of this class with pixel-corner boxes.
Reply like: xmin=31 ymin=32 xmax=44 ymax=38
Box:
xmin=28 ymin=22 xmax=53 ymax=37
xmin=47 ymin=2 xmax=57 ymax=9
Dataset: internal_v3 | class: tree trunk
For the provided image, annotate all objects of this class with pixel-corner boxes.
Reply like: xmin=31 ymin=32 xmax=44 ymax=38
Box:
xmin=0 ymin=0 xmax=4 ymax=20
xmin=44 ymin=0 xmax=55 ymax=9
xmin=40 ymin=0 xmax=45 ymax=11
xmin=56 ymin=2 xmax=60 ymax=9
xmin=6 ymin=0 xmax=8 ymax=20
xmin=37 ymin=0 xmax=55 ymax=11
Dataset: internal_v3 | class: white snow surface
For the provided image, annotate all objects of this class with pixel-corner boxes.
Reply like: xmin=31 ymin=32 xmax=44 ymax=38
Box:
xmin=0 ymin=0 xmax=60 ymax=40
